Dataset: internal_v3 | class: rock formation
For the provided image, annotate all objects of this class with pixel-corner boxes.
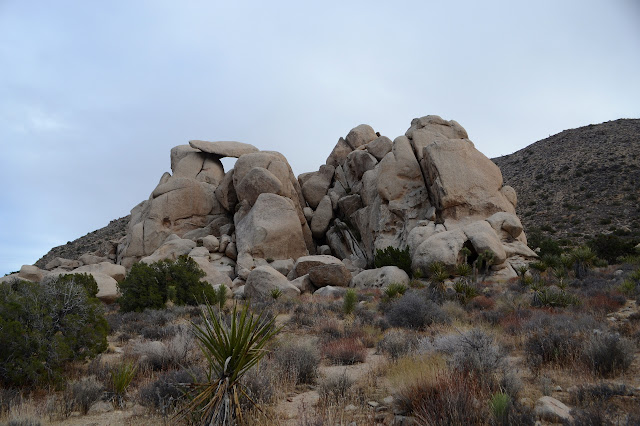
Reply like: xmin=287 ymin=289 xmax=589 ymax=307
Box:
xmin=20 ymin=115 xmax=537 ymax=300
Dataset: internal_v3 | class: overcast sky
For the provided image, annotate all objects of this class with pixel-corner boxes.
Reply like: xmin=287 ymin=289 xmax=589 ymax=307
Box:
xmin=1 ymin=0 xmax=639 ymax=275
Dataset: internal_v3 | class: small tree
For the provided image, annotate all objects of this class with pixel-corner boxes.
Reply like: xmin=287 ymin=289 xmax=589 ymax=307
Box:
xmin=0 ymin=275 xmax=108 ymax=387
xmin=118 ymin=255 xmax=215 ymax=312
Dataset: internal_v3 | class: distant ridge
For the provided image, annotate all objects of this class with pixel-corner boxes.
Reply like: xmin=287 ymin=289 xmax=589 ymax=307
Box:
xmin=34 ymin=216 xmax=129 ymax=269
xmin=493 ymin=118 xmax=640 ymax=243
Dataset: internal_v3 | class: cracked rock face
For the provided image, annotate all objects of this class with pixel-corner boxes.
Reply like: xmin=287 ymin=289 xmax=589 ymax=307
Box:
xmin=116 ymin=116 xmax=535 ymax=286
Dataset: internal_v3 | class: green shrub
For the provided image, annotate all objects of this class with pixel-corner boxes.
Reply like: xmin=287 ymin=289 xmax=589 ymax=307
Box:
xmin=588 ymin=234 xmax=638 ymax=264
xmin=0 ymin=276 xmax=108 ymax=387
xmin=582 ymin=332 xmax=635 ymax=377
xmin=374 ymin=246 xmax=412 ymax=276
xmin=118 ymin=255 xmax=214 ymax=312
xmin=490 ymin=392 xmax=511 ymax=424
xmin=212 ymin=284 xmax=228 ymax=309
xmin=110 ymin=362 xmax=138 ymax=408
xmin=343 ymin=289 xmax=357 ymax=315
xmin=527 ymin=229 xmax=563 ymax=256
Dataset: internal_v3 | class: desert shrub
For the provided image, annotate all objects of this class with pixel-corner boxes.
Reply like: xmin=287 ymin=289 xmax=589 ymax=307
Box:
xmin=274 ymin=339 xmax=320 ymax=385
xmin=132 ymin=326 xmax=196 ymax=371
xmin=319 ymin=372 xmax=353 ymax=404
xmin=523 ymin=311 xmax=595 ymax=372
xmin=432 ymin=329 xmax=507 ymax=387
xmin=585 ymin=291 xmax=625 ymax=314
xmin=374 ymin=246 xmax=412 ymax=276
xmin=117 ymin=255 xmax=214 ymax=312
xmin=377 ymin=329 xmax=418 ymax=361
xmin=385 ymin=290 xmax=449 ymax=330
xmin=69 ymin=376 xmax=104 ymax=415
xmin=345 ymin=322 xmax=381 ymax=348
xmin=527 ymin=229 xmax=563 ymax=256
xmin=342 ymin=289 xmax=357 ymax=315
xmin=620 ymin=268 xmax=640 ymax=300
xmin=139 ymin=368 xmax=196 ymax=412
xmin=570 ymin=382 xmax=631 ymax=406
xmin=0 ymin=388 xmax=21 ymax=416
xmin=5 ymin=417 xmax=42 ymax=426
xmin=0 ymin=276 xmax=108 ymax=387
xmin=588 ymin=234 xmax=638 ymax=264
xmin=582 ymin=331 xmax=635 ymax=377
xmin=241 ymin=362 xmax=277 ymax=405
xmin=467 ymin=295 xmax=495 ymax=311
xmin=396 ymin=370 xmax=488 ymax=424
xmin=323 ymin=337 xmax=367 ymax=365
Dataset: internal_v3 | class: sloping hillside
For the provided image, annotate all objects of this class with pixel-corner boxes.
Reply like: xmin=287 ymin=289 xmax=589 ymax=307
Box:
xmin=493 ymin=119 xmax=640 ymax=244
xmin=34 ymin=216 xmax=129 ymax=268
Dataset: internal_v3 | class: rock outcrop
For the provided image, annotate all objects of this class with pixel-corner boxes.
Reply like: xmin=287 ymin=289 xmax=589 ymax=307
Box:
xmin=23 ymin=115 xmax=536 ymax=301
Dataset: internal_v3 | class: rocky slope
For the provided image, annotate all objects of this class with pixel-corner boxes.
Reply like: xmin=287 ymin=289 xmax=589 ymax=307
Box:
xmin=492 ymin=119 xmax=640 ymax=243
xmin=34 ymin=216 xmax=129 ymax=269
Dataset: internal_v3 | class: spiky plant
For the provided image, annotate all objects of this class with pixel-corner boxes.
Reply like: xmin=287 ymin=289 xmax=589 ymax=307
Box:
xmin=454 ymin=263 xmax=472 ymax=277
xmin=269 ymin=288 xmax=283 ymax=300
xmin=176 ymin=302 xmax=280 ymax=425
xmin=515 ymin=265 xmax=529 ymax=286
xmin=570 ymin=246 xmax=596 ymax=278
xmin=481 ymin=250 xmax=496 ymax=275
xmin=383 ymin=283 xmax=407 ymax=301
xmin=552 ymin=267 xmax=568 ymax=290
xmin=459 ymin=246 xmax=472 ymax=265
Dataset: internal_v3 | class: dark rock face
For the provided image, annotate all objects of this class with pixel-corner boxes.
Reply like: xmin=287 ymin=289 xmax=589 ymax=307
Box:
xmin=493 ymin=119 xmax=640 ymax=243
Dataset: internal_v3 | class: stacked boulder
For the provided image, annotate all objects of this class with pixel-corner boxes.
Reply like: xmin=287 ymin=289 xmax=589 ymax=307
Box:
xmin=302 ymin=115 xmax=535 ymax=281
xmin=11 ymin=115 xmax=536 ymax=302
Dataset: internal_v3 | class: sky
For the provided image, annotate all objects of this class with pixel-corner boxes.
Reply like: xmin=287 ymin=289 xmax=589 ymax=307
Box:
xmin=1 ymin=0 xmax=639 ymax=275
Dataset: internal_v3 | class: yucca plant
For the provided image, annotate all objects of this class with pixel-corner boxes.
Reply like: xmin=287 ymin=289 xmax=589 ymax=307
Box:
xmin=570 ymin=246 xmax=596 ymax=278
xmin=454 ymin=263 xmax=472 ymax=277
xmin=383 ymin=283 xmax=407 ymax=301
xmin=515 ymin=265 xmax=529 ymax=286
xmin=176 ymin=302 xmax=280 ymax=425
xmin=453 ymin=280 xmax=478 ymax=305
xmin=269 ymin=288 xmax=283 ymax=300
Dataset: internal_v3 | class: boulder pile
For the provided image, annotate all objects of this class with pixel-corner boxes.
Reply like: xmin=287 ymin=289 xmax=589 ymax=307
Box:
xmin=10 ymin=115 xmax=537 ymax=300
